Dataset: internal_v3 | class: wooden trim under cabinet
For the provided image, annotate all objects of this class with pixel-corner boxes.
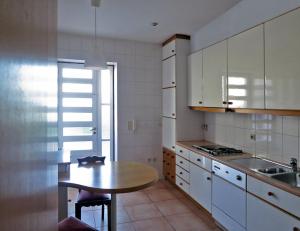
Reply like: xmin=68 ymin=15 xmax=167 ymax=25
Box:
xmin=190 ymin=106 xmax=300 ymax=116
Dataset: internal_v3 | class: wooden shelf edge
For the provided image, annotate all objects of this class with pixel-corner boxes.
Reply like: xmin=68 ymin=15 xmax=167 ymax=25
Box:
xmin=189 ymin=106 xmax=227 ymax=113
xmin=189 ymin=106 xmax=300 ymax=116
xmin=162 ymin=34 xmax=191 ymax=46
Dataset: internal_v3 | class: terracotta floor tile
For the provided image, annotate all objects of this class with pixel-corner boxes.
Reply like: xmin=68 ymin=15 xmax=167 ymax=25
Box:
xmin=165 ymin=213 xmax=213 ymax=231
xmin=133 ymin=217 xmax=173 ymax=231
xmin=146 ymin=189 xmax=176 ymax=202
xmin=97 ymin=222 xmax=136 ymax=231
xmin=118 ymin=191 xmax=151 ymax=206
xmin=154 ymin=199 xmax=191 ymax=216
xmin=125 ymin=203 xmax=162 ymax=221
xmin=70 ymin=210 xmax=95 ymax=228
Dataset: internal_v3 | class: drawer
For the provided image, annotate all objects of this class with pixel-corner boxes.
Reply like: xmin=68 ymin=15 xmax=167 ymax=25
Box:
xmin=176 ymin=165 xmax=190 ymax=183
xmin=176 ymin=155 xmax=190 ymax=172
xmin=189 ymin=151 xmax=211 ymax=172
xmin=162 ymin=40 xmax=176 ymax=60
xmin=175 ymin=145 xmax=190 ymax=160
xmin=247 ymin=176 xmax=300 ymax=218
xmin=176 ymin=175 xmax=189 ymax=194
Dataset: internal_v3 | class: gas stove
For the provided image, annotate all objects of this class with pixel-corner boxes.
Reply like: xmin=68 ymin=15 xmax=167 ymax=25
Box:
xmin=192 ymin=145 xmax=243 ymax=156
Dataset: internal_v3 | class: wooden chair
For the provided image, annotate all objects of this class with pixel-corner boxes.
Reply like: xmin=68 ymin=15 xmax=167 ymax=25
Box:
xmin=75 ymin=156 xmax=111 ymax=230
xmin=58 ymin=216 xmax=97 ymax=231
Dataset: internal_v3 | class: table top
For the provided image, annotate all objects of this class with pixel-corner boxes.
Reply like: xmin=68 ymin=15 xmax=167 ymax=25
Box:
xmin=58 ymin=161 xmax=159 ymax=194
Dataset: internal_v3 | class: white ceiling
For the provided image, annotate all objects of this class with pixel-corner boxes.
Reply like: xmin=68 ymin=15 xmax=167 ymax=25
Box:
xmin=58 ymin=0 xmax=240 ymax=43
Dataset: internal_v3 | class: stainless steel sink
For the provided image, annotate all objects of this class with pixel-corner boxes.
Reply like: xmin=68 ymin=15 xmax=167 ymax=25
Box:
xmin=271 ymin=172 xmax=300 ymax=188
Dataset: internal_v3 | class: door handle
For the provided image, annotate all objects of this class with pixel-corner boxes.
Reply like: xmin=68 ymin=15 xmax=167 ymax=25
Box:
xmin=90 ymin=127 xmax=97 ymax=134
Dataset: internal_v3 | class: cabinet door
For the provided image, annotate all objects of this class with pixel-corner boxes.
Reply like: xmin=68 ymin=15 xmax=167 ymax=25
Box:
xmin=162 ymin=88 xmax=176 ymax=118
xmin=162 ymin=56 xmax=176 ymax=88
xmin=247 ymin=193 xmax=300 ymax=231
xmin=162 ymin=117 xmax=176 ymax=151
xmin=188 ymin=51 xmax=203 ymax=106
xmin=162 ymin=40 xmax=176 ymax=60
xmin=190 ymin=164 xmax=211 ymax=213
xmin=203 ymin=40 xmax=227 ymax=107
xmin=228 ymin=25 xmax=264 ymax=109
xmin=265 ymin=8 xmax=300 ymax=109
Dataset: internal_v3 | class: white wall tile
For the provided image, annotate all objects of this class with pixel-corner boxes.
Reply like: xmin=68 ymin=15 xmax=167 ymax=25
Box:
xmin=283 ymin=135 xmax=299 ymax=165
xmin=267 ymin=133 xmax=283 ymax=162
xmin=283 ymin=116 xmax=299 ymax=136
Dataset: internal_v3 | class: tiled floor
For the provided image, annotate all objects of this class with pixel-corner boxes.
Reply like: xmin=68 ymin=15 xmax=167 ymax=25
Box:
xmin=68 ymin=180 xmax=221 ymax=231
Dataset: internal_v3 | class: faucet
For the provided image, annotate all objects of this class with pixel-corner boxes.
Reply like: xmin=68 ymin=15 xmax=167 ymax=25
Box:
xmin=290 ymin=158 xmax=298 ymax=172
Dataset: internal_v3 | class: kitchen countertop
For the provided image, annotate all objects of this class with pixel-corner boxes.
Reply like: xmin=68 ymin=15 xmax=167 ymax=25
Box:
xmin=177 ymin=140 xmax=300 ymax=197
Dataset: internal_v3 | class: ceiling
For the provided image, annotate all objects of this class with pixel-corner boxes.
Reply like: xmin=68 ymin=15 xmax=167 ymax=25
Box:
xmin=58 ymin=0 xmax=240 ymax=43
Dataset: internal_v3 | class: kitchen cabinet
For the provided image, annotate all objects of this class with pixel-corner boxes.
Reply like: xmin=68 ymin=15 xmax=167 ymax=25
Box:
xmin=162 ymin=117 xmax=176 ymax=151
xmin=162 ymin=35 xmax=203 ymax=156
xmin=188 ymin=50 xmax=203 ymax=106
xmin=203 ymin=40 xmax=227 ymax=108
xmin=190 ymin=163 xmax=211 ymax=212
xmin=265 ymin=8 xmax=300 ymax=109
xmin=247 ymin=193 xmax=300 ymax=231
xmin=162 ymin=87 xmax=176 ymax=118
xmin=228 ymin=24 xmax=264 ymax=109
xmin=162 ymin=56 xmax=176 ymax=88
xmin=163 ymin=148 xmax=176 ymax=183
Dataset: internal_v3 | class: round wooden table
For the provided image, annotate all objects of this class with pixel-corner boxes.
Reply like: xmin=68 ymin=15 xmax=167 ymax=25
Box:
xmin=58 ymin=161 xmax=159 ymax=231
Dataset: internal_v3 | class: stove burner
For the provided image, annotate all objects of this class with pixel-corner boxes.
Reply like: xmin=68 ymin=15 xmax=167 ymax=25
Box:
xmin=192 ymin=145 xmax=243 ymax=156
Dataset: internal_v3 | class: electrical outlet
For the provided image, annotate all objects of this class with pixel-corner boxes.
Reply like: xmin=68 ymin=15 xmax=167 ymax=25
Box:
xmin=202 ymin=124 xmax=208 ymax=131
xmin=250 ymin=134 xmax=256 ymax=141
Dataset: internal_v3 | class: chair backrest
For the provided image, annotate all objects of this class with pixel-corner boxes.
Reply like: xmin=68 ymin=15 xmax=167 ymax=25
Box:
xmin=77 ymin=156 xmax=105 ymax=166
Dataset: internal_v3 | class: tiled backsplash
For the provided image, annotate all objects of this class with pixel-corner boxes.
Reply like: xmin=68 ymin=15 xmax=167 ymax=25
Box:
xmin=204 ymin=112 xmax=300 ymax=166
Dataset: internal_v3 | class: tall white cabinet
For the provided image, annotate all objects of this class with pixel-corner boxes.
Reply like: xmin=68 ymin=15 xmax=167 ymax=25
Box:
xmin=162 ymin=35 xmax=203 ymax=152
xmin=265 ymin=8 xmax=300 ymax=110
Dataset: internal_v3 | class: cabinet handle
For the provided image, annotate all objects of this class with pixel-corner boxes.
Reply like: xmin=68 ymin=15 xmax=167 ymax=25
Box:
xmin=179 ymin=172 xmax=183 ymax=175
xmin=171 ymin=50 xmax=175 ymax=53
xmin=214 ymin=165 xmax=220 ymax=170
xmin=172 ymin=81 xmax=175 ymax=84
xmin=236 ymin=175 xmax=242 ymax=181
xmin=228 ymin=101 xmax=233 ymax=105
xmin=172 ymin=146 xmax=175 ymax=149
xmin=180 ymin=150 xmax=183 ymax=153
xmin=198 ymin=101 xmax=203 ymax=104
xmin=222 ymin=101 xmax=227 ymax=105
xmin=197 ymin=158 xmax=201 ymax=162
xmin=225 ymin=171 xmax=229 ymax=174
xmin=206 ymin=177 xmax=211 ymax=181
xmin=172 ymin=113 xmax=175 ymax=116
xmin=268 ymin=192 xmax=275 ymax=196
xmin=179 ymin=182 xmax=183 ymax=186
xmin=171 ymin=156 xmax=174 ymax=159
xmin=180 ymin=161 xmax=183 ymax=164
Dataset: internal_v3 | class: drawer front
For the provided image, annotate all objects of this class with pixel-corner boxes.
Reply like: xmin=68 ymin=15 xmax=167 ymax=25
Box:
xmin=176 ymin=155 xmax=190 ymax=172
xmin=189 ymin=151 xmax=211 ymax=172
xmin=247 ymin=176 xmax=300 ymax=218
xmin=175 ymin=145 xmax=190 ymax=160
xmin=162 ymin=40 xmax=176 ymax=60
xmin=176 ymin=175 xmax=189 ymax=194
xmin=176 ymin=165 xmax=190 ymax=183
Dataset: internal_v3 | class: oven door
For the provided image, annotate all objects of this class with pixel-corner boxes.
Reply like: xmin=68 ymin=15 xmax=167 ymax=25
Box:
xmin=212 ymin=175 xmax=246 ymax=231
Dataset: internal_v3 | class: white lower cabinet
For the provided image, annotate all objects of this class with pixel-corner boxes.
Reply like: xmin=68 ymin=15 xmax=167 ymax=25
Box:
xmin=247 ymin=193 xmax=300 ymax=231
xmin=190 ymin=163 xmax=212 ymax=213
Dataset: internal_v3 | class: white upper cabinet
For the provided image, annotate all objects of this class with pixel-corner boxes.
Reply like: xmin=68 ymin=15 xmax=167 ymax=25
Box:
xmin=188 ymin=51 xmax=203 ymax=106
xmin=265 ymin=8 xmax=300 ymax=109
xmin=162 ymin=56 xmax=176 ymax=88
xmin=162 ymin=40 xmax=176 ymax=60
xmin=203 ymin=40 xmax=227 ymax=107
xmin=228 ymin=25 xmax=264 ymax=109
xmin=162 ymin=87 xmax=176 ymax=118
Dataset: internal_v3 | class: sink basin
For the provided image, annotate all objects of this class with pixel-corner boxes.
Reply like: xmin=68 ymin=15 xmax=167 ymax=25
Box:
xmin=258 ymin=167 xmax=287 ymax=175
xmin=271 ymin=172 xmax=300 ymax=188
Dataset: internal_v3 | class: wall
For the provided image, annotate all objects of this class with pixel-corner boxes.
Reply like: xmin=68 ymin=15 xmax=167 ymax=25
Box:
xmin=191 ymin=0 xmax=300 ymax=167
xmin=191 ymin=0 xmax=300 ymax=52
xmin=57 ymin=33 xmax=163 ymax=175
xmin=0 ymin=0 xmax=58 ymax=230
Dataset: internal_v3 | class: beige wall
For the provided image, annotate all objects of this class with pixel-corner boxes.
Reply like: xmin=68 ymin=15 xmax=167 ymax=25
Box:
xmin=0 ymin=1 xmax=58 ymax=230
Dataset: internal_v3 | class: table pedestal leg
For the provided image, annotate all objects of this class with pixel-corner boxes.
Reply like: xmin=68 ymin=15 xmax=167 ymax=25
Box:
xmin=58 ymin=186 xmax=68 ymax=221
xmin=111 ymin=194 xmax=117 ymax=231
